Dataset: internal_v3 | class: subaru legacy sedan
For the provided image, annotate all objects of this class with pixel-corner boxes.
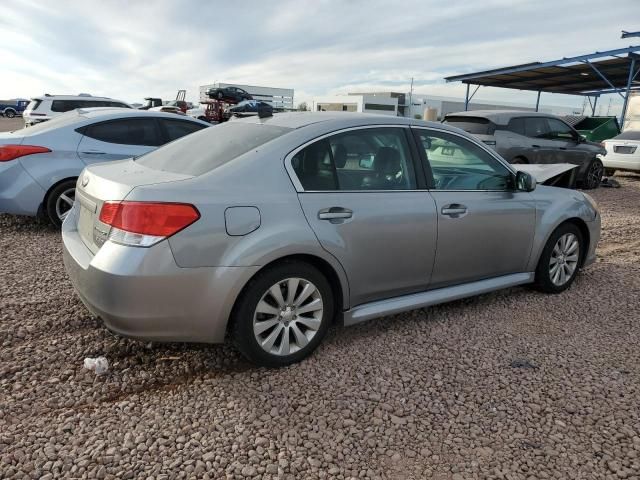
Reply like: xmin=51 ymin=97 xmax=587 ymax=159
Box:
xmin=62 ymin=113 xmax=600 ymax=367
xmin=0 ymin=108 xmax=209 ymax=226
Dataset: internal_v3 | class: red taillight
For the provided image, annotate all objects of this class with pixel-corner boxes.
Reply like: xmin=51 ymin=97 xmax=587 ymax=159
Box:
xmin=99 ymin=201 xmax=200 ymax=237
xmin=0 ymin=145 xmax=51 ymax=162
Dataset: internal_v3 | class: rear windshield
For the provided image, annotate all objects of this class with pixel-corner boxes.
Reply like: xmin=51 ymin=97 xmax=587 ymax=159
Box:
xmin=135 ymin=121 xmax=292 ymax=175
xmin=27 ymin=99 xmax=42 ymax=111
xmin=613 ymin=131 xmax=640 ymax=141
xmin=443 ymin=116 xmax=495 ymax=135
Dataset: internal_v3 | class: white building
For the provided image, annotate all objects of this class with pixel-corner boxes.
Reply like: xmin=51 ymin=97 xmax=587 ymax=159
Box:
xmin=199 ymin=83 xmax=294 ymax=109
xmin=312 ymin=94 xmax=398 ymax=115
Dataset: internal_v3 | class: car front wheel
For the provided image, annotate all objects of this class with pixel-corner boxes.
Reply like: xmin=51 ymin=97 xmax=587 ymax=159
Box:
xmin=534 ymin=223 xmax=583 ymax=293
xmin=232 ymin=261 xmax=334 ymax=367
xmin=583 ymin=158 xmax=603 ymax=189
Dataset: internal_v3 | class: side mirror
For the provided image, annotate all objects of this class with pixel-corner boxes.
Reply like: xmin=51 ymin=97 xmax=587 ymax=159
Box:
xmin=577 ymin=135 xmax=586 ymax=143
xmin=516 ymin=171 xmax=536 ymax=192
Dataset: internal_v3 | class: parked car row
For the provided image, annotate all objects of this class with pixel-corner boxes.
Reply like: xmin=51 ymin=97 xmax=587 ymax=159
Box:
xmin=442 ymin=110 xmax=607 ymax=189
xmin=0 ymin=108 xmax=209 ymax=226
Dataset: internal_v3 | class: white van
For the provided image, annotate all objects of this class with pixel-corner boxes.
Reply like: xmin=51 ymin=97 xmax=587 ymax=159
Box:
xmin=23 ymin=94 xmax=131 ymax=126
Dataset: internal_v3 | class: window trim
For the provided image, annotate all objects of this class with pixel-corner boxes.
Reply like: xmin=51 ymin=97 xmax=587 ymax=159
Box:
xmin=76 ymin=117 xmax=163 ymax=147
xmin=157 ymin=117 xmax=207 ymax=143
xmin=544 ymin=117 xmax=579 ymax=142
xmin=284 ymin=125 xmax=423 ymax=193
xmin=410 ymin=126 xmax=518 ymax=193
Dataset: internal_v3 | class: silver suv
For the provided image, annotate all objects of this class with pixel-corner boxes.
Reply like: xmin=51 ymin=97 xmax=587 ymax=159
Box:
xmin=23 ymin=94 xmax=131 ymax=127
xmin=443 ymin=110 xmax=606 ymax=189
xmin=62 ymin=113 xmax=600 ymax=367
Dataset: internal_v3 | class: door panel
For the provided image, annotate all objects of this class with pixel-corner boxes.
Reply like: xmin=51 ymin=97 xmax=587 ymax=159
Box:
xmin=298 ymin=192 xmax=438 ymax=306
xmin=412 ymin=127 xmax=537 ymax=287
xmin=429 ymin=191 xmax=535 ymax=287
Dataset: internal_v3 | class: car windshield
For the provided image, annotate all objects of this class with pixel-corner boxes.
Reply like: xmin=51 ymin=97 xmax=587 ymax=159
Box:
xmin=443 ymin=116 xmax=494 ymax=135
xmin=135 ymin=122 xmax=292 ymax=175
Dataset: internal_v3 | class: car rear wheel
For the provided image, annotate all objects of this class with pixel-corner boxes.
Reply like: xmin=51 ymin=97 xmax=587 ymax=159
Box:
xmin=583 ymin=158 xmax=603 ymax=189
xmin=534 ymin=223 xmax=583 ymax=293
xmin=46 ymin=180 xmax=76 ymax=227
xmin=232 ymin=261 xmax=334 ymax=367
xmin=4 ymin=109 xmax=16 ymax=118
xmin=217 ymin=92 xmax=223 ymax=100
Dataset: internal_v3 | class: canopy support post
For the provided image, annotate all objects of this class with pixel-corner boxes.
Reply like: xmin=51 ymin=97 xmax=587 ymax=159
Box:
xmin=621 ymin=58 xmax=636 ymax=128
xmin=464 ymin=84 xmax=470 ymax=111
xmin=592 ymin=96 xmax=598 ymax=116
xmin=535 ymin=91 xmax=541 ymax=112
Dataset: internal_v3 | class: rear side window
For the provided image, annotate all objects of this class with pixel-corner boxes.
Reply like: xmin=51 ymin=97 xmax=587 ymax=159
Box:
xmin=507 ymin=118 xmax=525 ymax=135
xmin=84 ymin=118 xmax=161 ymax=146
xmin=135 ymin=122 xmax=291 ymax=175
xmin=161 ymin=119 xmax=207 ymax=142
xmin=524 ymin=118 xmax=549 ymax=138
xmin=51 ymin=100 xmax=85 ymax=112
xmin=443 ymin=116 xmax=495 ymax=135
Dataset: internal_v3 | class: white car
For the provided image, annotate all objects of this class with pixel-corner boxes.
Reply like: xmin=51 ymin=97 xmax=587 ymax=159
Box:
xmin=601 ymin=131 xmax=640 ymax=175
xmin=148 ymin=105 xmax=186 ymax=115
xmin=23 ymin=94 xmax=131 ymax=127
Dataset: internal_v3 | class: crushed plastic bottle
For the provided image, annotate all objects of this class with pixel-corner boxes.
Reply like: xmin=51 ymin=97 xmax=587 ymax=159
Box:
xmin=84 ymin=356 xmax=109 ymax=375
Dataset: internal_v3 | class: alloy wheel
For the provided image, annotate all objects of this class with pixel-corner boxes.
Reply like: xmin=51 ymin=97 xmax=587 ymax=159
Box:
xmin=55 ymin=187 xmax=75 ymax=222
xmin=549 ymin=233 xmax=579 ymax=286
xmin=253 ymin=278 xmax=323 ymax=356
xmin=586 ymin=160 xmax=603 ymax=188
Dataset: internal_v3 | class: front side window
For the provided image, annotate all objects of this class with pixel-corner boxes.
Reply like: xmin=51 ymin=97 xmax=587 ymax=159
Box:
xmin=291 ymin=127 xmax=417 ymax=191
xmin=546 ymin=118 xmax=577 ymax=141
xmin=84 ymin=118 xmax=161 ymax=146
xmin=416 ymin=129 xmax=512 ymax=191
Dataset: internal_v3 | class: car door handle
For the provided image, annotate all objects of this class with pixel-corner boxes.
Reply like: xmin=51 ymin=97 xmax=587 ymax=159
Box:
xmin=558 ymin=147 xmax=567 ymax=150
xmin=81 ymin=151 xmax=106 ymax=155
xmin=441 ymin=204 xmax=467 ymax=216
xmin=531 ymin=144 xmax=541 ymax=148
xmin=318 ymin=207 xmax=353 ymax=220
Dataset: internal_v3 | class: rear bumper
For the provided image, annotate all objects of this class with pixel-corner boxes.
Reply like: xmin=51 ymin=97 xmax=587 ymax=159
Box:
xmin=62 ymin=207 xmax=258 ymax=343
xmin=0 ymin=161 xmax=44 ymax=216
xmin=600 ymin=154 xmax=640 ymax=172
xmin=583 ymin=212 xmax=600 ymax=268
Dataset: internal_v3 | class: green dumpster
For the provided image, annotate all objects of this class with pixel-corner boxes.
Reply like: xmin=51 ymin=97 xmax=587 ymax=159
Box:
xmin=574 ymin=116 xmax=620 ymax=143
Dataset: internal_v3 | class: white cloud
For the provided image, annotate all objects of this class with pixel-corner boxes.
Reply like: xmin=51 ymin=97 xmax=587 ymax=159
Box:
xmin=0 ymin=0 xmax=637 ymax=114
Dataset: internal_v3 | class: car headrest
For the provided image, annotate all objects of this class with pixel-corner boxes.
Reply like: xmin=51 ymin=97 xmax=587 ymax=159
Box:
xmin=333 ymin=144 xmax=347 ymax=168
xmin=374 ymin=147 xmax=401 ymax=175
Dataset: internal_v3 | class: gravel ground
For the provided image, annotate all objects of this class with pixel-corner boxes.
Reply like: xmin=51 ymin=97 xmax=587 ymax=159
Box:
xmin=1 ymin=114 xmax=639 ymax=478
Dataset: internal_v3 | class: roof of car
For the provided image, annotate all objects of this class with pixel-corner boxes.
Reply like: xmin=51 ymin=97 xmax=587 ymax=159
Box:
xmin=31 ymin=94 xmax=128 ymax=102
xmin=444 ymin=110 xmax=556 ymax=124
xmin=235 ymin=111 xmax=456 ymax=131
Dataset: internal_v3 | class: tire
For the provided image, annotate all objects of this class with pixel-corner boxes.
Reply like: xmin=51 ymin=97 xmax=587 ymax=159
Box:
xmin=583 ymin=158 xmax=603 ymax=190
xmin=4 ymin=109 xmax=16 ymax=118
xmin=604 ymin=168 xmax=616 ymax=177
xmin=45 ymin=180 xmax=76 ymax=227
xmin=231 ymin=261 xmax=334 ymax=367
xmin=511 ymin=157 xmax=527 ymax=164
xmin=533 ymin=223 xmax=583 ymax=294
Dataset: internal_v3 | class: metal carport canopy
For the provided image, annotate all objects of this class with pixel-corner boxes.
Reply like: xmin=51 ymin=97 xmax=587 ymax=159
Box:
xmin=444 ymin=46 xmax=640 ymax=125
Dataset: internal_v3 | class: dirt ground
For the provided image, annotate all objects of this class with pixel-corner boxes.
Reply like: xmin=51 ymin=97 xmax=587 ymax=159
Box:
xmin=1 ymin=116 xmax=639 ymax=479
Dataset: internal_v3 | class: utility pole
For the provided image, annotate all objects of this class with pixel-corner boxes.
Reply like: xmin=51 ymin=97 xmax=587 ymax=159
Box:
xmin=408 ymin=77 xmax=414 ymax=118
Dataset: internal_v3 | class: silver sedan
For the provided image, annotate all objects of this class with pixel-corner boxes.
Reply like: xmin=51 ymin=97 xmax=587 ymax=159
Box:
xmin=0 ymin=108 xmax=209 ymax=226
xmin=62 ymin=113 xmax=600 ymax=367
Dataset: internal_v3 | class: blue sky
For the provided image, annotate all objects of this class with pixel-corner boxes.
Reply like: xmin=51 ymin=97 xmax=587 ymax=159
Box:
xmin=1 ymin=0 xmax=638 ymax=114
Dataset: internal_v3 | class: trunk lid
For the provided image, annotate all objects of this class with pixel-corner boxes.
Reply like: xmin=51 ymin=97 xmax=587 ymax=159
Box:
xmin=75 ymin=159 xmax=193 ymax=253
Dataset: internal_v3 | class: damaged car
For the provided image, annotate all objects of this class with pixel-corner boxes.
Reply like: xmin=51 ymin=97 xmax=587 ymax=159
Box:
xmin=443 ymin=111 xmax=606 ymax=189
